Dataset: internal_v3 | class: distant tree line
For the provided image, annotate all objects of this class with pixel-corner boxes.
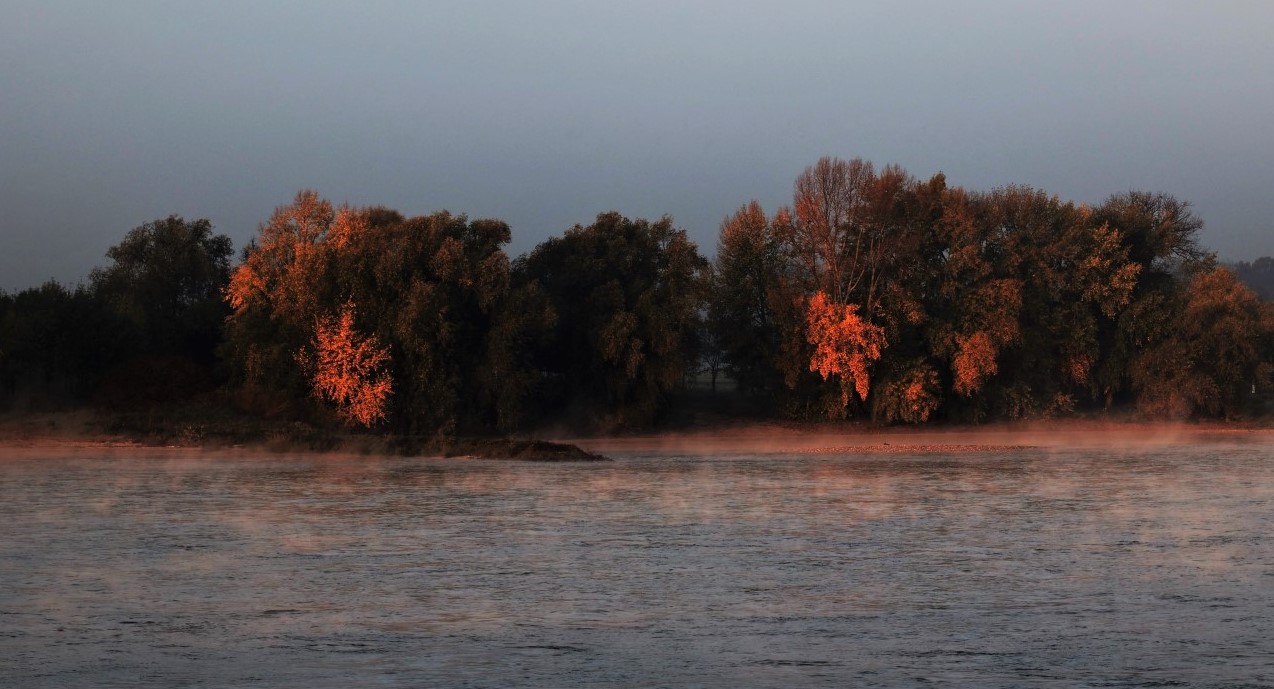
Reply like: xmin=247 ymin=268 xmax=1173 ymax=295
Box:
xmin=3 ymin=157 xmax=1272 ymax=433
xmin=1228 ymin=257 xmax=1274 ymax=301
xmin=0 ymin=216 xmax=232 ymax=410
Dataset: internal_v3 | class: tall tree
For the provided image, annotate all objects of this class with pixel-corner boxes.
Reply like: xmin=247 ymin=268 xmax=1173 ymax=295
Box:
xmin=337 ymin=211 xmax=542 ymax=435
xmin=90 ymin=215 xmax=233 ymax=364
xmin=708 ymin=201 xmax=785 ymax=398
xmin=779 ymin=158 xmax=915 ymax=417
xmin=1132 ymin=265 xmax=1274 ymax=418
xmin=223 ymin=191 xmax=543 ymax=435
xmin=516 ymin=212 xmax=709 ymax=429
xmin=790 ymin=157 xmax=880 ymax=306
xmin=1088 ymin=191 xmax=1208 ymax=409
xmin=223 ymin=191 xmax=361 ymax=402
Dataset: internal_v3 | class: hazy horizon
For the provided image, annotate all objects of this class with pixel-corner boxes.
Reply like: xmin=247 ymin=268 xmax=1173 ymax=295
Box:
xmin=4 ymin=1 xmax=1273 ymax=291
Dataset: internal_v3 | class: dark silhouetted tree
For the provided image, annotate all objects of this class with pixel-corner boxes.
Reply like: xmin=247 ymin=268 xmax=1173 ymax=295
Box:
xmin=1132 ymin=265 xmax=1274 ymax=418
xmin=0 ymin=282 xmax=117 ymax=409
xmin=516 ymin=212 xmax=709 ymax=429
xmin=707 ymin=201 xmax=786 ymax=398
xmin=90 ymin=215 xmax=233 ymax=365
xmin=336 ymin=211 xmax=545 ymax=435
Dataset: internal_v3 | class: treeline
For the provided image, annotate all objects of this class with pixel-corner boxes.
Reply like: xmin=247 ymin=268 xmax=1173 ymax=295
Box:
xmin=709 ymin=158 xmax=1273 ymax=422
xmin=1229 ymin=257 xmax=1274 ymax=301
xmin=0 ymin=216 xmax=232 ymax=410
xmin=2 ymin=157 xmax=1273 ymax=435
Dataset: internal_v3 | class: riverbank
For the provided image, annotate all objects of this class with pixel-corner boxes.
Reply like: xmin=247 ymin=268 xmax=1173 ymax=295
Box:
xmin=0 ymin=410 xmax=606 ymax=461
xmin=563 ymin=416 xmax=1274 ymax=455
xmin=1 ymin=410 xmax=1270 ymax=460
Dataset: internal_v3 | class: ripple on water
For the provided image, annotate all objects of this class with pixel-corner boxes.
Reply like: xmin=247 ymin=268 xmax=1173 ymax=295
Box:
xmin=1 ymin=447 xmax=1273 ymax=687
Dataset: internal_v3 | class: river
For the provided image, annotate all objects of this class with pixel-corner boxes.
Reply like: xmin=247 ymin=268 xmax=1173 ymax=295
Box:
xmin=2 ymin=438 xmax=1272 ymax=687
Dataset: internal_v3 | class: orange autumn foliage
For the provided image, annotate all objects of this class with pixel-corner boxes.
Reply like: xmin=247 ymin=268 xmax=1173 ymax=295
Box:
xmin=225 ymin=190 xmax=334 ymax=318
xmin=1079 ymin=223 xmax=1141 ymax=318
xmin=876 ymin=361 xmax=941 ymax=424
xmin=952 ymin=331 xmax=997 ymax=396
xmin=901 ymin=375 xmax=938 ymax=422
xmin=805 ymin=291 xmax=885 ymax=406
xmin=302 ymin=302 xmax=393 ymax=428
xmin=224 ymin=190 xmax=369 ymax=321
xmin=1065 ymin=352 xmax=1093 ymax=386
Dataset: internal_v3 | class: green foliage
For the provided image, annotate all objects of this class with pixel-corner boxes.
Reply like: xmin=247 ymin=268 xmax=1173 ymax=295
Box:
xmin=90 ymin=215 xmax=233 ymax=364
xmin=1132 ymin=266 xmax=1274 ymax=418
xmin=706 ymin=158 xmax=1229 ymax=424
xmin=222 ymin=192 xmax=551 ymax=436
xmin=707 ymin=202 xmax=786 ymax=399
xmin=1 ymin=216 xmax=232 ymax=411
xmin=7 ymin=165 xmax=1268 ymax=431
xmin=0 ymin=282 xmax=121 ymax=409
xmin=516 ymin=212 xmax=709 ymax=429
xmin=338 ymin=211 xmax=548 ymax=435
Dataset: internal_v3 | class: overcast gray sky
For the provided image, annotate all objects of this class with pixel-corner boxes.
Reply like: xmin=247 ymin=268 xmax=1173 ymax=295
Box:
xmin=3 ymin=1 xmax=1272 ymax=291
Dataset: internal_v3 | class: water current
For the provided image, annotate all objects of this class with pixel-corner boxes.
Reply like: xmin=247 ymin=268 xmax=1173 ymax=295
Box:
xmin=2 ymin=440 xmax=1272 ymax=687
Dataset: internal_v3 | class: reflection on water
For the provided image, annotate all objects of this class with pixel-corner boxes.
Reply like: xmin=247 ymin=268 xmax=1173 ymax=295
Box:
xmin=2 ymin=444 xmax=1273 ymax=687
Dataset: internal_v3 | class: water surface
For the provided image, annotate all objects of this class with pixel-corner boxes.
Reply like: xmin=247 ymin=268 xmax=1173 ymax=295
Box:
xmin=2 ymin=442 xmax=1272 ymax=687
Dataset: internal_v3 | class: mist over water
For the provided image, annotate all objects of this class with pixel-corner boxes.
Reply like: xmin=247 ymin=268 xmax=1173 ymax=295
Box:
xmin=2 ymin=443 xmax=1273 ymax=688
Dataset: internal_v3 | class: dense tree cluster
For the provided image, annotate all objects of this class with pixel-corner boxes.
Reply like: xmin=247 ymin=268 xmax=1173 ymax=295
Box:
xmin=221 ymin=192 xmax=540 ymax=435
xmin=2 ymin=159 xmax=1272 ymax=432
xmin=707 ymin=158 xmax=1274 ymax=422
xmin=1 ymin=216 xmax=231 ymax=410
xmin=218 ymin=193 xmax=705 ymax=435
xmin=514 ymin=212 xmax=709 ymax=428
